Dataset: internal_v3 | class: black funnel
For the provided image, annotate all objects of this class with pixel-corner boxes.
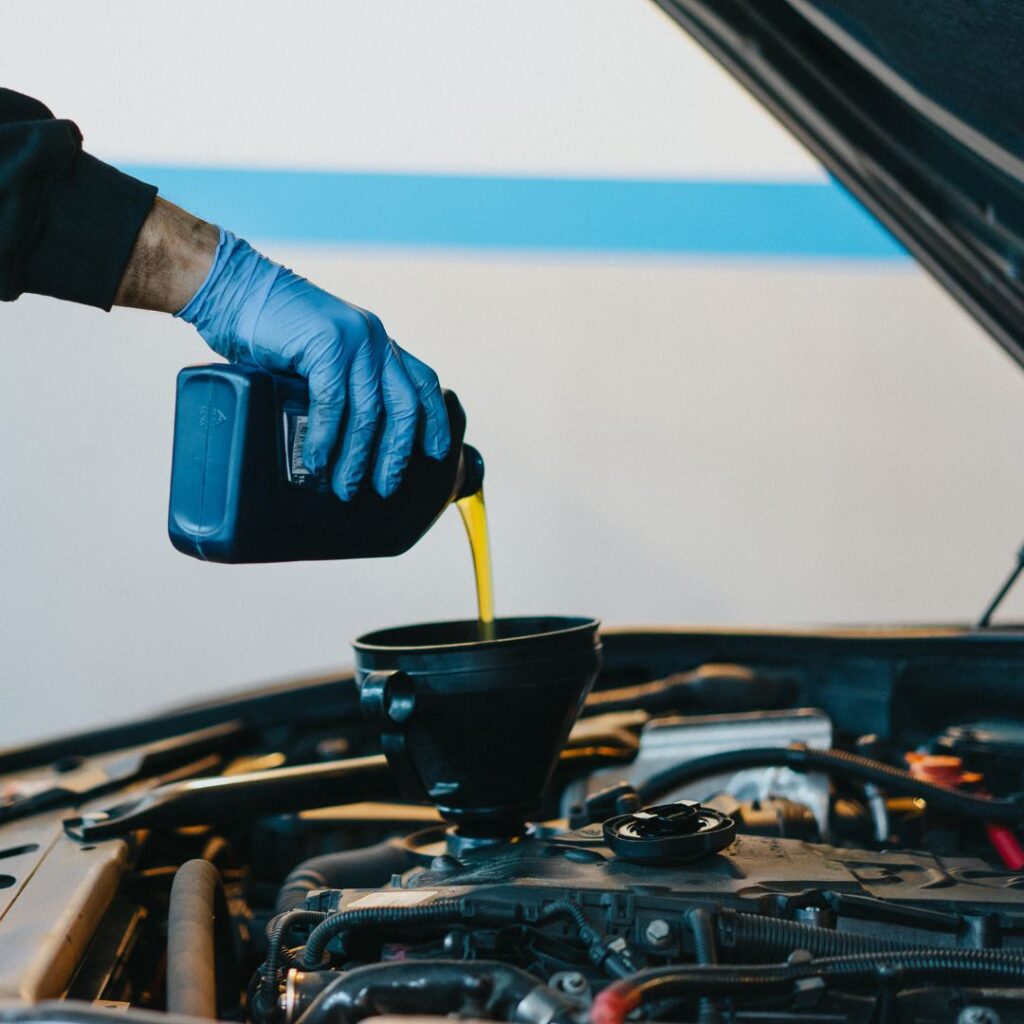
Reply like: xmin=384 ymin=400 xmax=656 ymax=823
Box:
xmin=353 ymin=616 xmax=601 ymax=838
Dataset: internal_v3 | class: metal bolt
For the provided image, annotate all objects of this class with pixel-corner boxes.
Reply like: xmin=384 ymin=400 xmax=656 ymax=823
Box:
xmin=559 ymin=972 xmax=588 ymax=996
xmin=958 ymin=1007 xmax=1001 ymax=1024
xmin=644 ymin=918 xmax=672 ymax=948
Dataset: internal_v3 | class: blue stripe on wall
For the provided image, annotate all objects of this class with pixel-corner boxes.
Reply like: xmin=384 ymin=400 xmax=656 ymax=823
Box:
xmin=122 ymin=165 xmax=906 ymax=259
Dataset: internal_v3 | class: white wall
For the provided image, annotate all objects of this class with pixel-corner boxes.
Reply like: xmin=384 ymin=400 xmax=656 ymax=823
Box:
xmin=3 ymin=1 xmax=1024 ymax=747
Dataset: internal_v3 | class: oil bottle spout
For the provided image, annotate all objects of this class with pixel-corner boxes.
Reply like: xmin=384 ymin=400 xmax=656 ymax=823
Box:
xmin=456 ymin=445 xmax=485 ymax=500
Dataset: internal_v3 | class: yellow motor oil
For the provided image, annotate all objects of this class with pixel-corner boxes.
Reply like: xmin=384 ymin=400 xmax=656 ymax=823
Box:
xmin=456 ymin=488 xmax=496 ymax=640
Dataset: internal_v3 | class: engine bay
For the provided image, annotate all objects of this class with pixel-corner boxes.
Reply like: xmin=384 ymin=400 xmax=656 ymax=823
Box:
xmin=4 ymin=626 xmax=1024 ymax=1024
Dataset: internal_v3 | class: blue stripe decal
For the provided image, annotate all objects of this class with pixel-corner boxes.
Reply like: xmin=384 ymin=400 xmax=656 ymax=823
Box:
xmin=122 ymin=165 xmax=906 ymax=259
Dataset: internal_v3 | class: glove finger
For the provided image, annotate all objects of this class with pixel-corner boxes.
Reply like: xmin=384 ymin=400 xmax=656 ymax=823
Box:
xmin=396 ymin=345 xmax=451 ymax=460
xmin=372 ymin=343 xmax=420 ymax=497
xmin=302 ymin=344 xmax=348 ymax=476
xmin=332 ymin=338 xmax=384 ymax=500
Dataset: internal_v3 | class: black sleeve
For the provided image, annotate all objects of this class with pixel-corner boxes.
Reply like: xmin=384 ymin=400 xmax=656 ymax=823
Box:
xmin=0 ymin=88 xmax=158 ymax=310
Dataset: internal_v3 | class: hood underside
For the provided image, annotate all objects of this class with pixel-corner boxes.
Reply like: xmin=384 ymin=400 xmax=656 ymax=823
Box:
xmin=653 ymin=0 xmax=1024 ymax=366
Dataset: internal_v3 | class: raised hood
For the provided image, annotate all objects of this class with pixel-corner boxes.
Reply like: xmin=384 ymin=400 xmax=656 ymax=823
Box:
xmin=653 ymin=0 xmax=1024 ymax=366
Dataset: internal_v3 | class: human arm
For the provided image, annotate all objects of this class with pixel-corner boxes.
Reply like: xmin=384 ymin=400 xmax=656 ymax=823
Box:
xmin=0 ymin=87 xmax=156 ymax=308
xmin=1 ymin=88 xmax=450 ymax=498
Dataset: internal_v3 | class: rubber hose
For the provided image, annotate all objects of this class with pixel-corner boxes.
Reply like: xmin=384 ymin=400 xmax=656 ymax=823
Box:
xmin=295 ymin=959 xmax=576 ymax=1024
xmin=717 ymin=910 xmax=910 ymax=960
xmin=538 ymin=900 xmax=633 ymax=978
xmin=275 ymin=839 xmax=414 ymax=913
xmin=260 ymin=910 xmax=329 ymax=1012
xmin=591 ymin=949 xmax=1024 ymax=1024
xmin=686 ymin=908 xmax=719 ymax=1024
xmin=301 ymin=899 xmax=464 ymax=969
xmin=167 ymin=859 xmax=235 ymax=1019
xmin=643 ymin=947 xmax=1024 ymax=993
xmin=637 ymin=745 xmax=1024 ymax=823
xmin=539 ymin=899 xmax=589 ymax=932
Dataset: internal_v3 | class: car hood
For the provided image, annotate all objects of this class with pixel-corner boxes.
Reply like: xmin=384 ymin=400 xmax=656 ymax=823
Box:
xmin=653 ymin=0 xmax=1024 ymax=366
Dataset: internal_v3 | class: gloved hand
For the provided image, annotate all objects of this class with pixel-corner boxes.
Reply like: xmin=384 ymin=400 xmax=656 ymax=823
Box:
xmin=176 ymin=229 xmax=450 ymax=500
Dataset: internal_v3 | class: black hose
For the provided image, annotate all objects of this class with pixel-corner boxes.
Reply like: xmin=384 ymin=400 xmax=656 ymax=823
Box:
xmin=275 ymin=839 xmax=414 ymax=913
xmin=716 ymin=909 xmax=910 ymax=960
xmin=592 ymin=949 xmax=1024 ymax=1024
xmin=637 ymin=745 xmax=1024 ymax=823
xmin=258 ymin=910 xmax=329 ymax=1015
xmin=640 ymin=948 xmax=1024 ymax=996
xmin=686 ymin=908 xmax=718 ymax=1024
xmin=539 ymin=899 xmax=589 ymax=932
xmin=538 ymin=900 xmax=638 ymax=978
xmin=295 ymin=959 xmax=576 ymax=1024
xmin=167 ymin=859 xmax=238 ymax=1019
xmin=687 ymin=909 xmax=717 ymax=967
xmin=300 ymin=897 xmax=615 ymax=976
xmin=301 ymin=899 xmax=464 ymax=969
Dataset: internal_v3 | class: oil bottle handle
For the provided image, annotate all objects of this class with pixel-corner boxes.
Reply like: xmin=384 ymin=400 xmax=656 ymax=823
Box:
xmin=359 ymin=670 xmax=428 ymax=801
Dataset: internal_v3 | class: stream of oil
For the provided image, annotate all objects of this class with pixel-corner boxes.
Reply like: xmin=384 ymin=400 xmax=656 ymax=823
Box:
xmin=455 ymin=488 xmax=496 ymax=640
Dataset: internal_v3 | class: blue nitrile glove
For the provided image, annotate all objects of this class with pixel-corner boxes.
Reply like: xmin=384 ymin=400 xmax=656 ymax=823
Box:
xmin=176 ymin=230 xmax=450 ymax=500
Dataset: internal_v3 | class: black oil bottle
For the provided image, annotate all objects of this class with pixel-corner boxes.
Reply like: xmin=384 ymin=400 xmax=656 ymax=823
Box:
xmin=168 ymin=364 xmax=483 ymax=563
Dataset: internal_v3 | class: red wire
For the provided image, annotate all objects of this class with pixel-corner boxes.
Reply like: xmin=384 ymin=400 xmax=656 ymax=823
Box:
xmin=986 ymin=822 xmax=1024 ymax=870
xmin=591 ymin=982 xmax=640 ymax=1024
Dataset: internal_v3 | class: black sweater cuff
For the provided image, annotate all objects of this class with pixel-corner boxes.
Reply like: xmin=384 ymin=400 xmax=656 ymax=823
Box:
xmin=20 ymin=152 xmax=157 ymax=311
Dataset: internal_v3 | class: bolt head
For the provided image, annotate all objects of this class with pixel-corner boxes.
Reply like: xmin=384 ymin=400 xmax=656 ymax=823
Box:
xmin=644 ymin=918 xmax=672 ymax=947
xmin=562 ymin=972 xmax=587 ymax=995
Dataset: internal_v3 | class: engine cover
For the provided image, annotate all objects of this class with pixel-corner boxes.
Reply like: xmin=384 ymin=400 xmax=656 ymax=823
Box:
xmin=319 ymin=826 xmax=1024 ymax=954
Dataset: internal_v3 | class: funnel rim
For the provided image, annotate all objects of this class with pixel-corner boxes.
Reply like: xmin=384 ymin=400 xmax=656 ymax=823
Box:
xmin=354 ymin=615 xmax=600 ymax=653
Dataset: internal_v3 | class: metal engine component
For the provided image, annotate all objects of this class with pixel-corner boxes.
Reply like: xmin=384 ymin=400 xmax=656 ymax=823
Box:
xmin=563 ymin=707 xmax=833 ymax=835
xmin=11 ymin=630 xmax=1024 ymax=1022
xmin=275 ymin=815 xmax=1024 ymax=1023
xmin=397 ymin=827 xmax=1024 ymax=914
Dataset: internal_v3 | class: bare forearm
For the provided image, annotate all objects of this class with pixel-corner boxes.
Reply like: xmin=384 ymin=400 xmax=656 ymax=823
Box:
xmin=114 ymin=197 xmax=218 ymax=312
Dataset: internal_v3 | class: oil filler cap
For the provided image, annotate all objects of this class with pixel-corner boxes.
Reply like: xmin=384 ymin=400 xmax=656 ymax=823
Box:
xmin=603 ymin=801 xmax=735 ymax=864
